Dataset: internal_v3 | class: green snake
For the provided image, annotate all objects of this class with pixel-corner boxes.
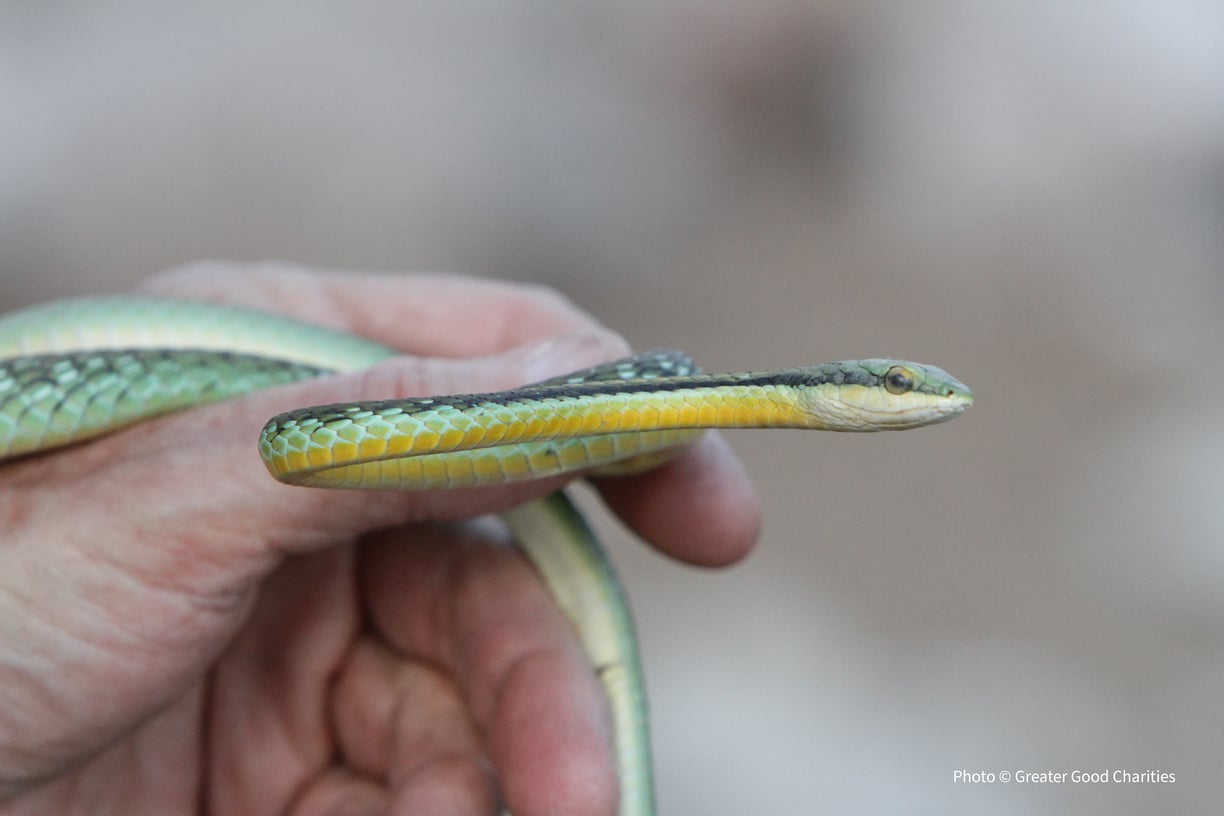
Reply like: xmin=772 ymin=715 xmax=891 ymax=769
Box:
xmin=0 ymin=295 xmax=973 ymax=815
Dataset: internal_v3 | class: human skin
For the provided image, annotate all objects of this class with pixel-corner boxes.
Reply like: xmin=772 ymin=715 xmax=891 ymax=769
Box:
xmin=0 ymin=264 xmax=761 ymax=816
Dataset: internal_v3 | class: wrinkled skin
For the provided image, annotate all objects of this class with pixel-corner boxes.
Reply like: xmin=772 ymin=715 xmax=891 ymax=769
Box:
xmin=0 ymin=264 xmax=760 ymax=816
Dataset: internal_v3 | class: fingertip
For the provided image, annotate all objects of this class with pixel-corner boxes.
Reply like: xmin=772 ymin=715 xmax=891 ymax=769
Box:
xmin=594 ymin=432 xmax=762 ymax=567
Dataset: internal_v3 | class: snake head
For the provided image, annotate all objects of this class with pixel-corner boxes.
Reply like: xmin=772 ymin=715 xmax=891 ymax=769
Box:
xmin=796 ymin=359 xmax=973 ymax=431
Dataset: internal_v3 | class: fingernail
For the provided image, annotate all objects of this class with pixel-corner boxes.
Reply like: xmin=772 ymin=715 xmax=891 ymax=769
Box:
xmin=521 ymin=330 xmax=627 ymax=382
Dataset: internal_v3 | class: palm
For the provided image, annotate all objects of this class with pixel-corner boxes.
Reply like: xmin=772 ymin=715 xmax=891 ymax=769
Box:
xmin=26 ymin=522 xmax=598 ymax=815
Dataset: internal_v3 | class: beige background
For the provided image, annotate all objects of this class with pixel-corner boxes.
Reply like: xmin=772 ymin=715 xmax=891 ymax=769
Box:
xmin=4 ymin=3 xmax=1223 ymax=813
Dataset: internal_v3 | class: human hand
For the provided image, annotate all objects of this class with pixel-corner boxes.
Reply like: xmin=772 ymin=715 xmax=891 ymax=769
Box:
xmin=0 ymin=263 xmax=760 ymax=815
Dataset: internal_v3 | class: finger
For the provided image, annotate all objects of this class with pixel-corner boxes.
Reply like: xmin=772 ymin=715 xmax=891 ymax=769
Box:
xmin=138 ymin=262 xmax=606 ymax=357
xmin=360 ymin=523 xmax=617 ymax=816
xmin=593 ymin=432 xmax=762 ymax=566
xmin=207 ymin=547 xmax=360 ymax=815
xmin=331 ymin=638 xmax=496 ymax=816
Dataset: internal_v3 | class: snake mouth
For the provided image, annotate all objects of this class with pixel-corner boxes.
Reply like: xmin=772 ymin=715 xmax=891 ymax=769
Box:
xmin=864 ymin=404 xmax=970 ymax=430
xmin=797 ymin=383 xmax=973 ymax=431
xmin=884 ymin=390 xmax=973 ymax=427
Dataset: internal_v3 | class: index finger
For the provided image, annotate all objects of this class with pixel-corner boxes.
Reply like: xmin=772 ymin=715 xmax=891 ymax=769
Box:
xmin=138 ymin=262 xmax=607 ymax=357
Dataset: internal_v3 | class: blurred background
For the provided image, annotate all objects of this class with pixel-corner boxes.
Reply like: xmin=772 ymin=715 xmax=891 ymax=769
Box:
xmin=3 ymin=2 xmax=1223 ymax=812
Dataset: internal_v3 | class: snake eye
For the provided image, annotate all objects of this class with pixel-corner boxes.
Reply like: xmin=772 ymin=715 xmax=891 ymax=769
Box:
xmin=884 ymin=365 xmax=914 ymax=395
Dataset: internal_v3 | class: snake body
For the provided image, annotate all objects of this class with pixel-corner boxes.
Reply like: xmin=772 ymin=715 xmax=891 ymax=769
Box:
xmin=0 ymin=296 xmax=973 ymax=815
